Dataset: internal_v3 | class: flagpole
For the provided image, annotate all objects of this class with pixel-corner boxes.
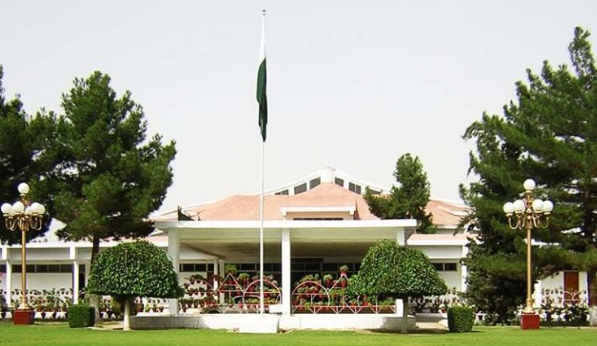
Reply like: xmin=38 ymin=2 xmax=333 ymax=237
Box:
xmin=259 ymin=8 xmax=266 ymax=316
xmin=259 ymin=139 xmax=265 ymax=315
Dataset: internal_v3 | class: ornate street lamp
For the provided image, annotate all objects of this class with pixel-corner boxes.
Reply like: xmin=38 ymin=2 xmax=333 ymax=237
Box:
xmin=1 ymin=182 xmax=46 ymax=324
xmin=503 ymin=178 xmax=553 ymax=329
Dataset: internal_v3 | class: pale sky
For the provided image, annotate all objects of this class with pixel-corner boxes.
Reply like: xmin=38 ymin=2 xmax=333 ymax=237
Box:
xmin=1 ymin=0 xmax=597 ymax=214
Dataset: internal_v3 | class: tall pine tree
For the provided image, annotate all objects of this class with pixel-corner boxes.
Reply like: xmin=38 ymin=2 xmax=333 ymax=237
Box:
xmin=0 ymin=65 xmax=57 ymax=244
xmin=50 ymin=71 xmax=176 ymax=262
xmin=365 ymin=153 xmax=434 ymax=233
xmin=462 ymin=27 xmax=597 ymax=325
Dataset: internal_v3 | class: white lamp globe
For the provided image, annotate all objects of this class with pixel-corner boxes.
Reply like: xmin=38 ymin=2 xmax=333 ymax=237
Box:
xmin=24 ymin=206 xmax=33 ymax=215
xmin=543 ymin=200 xmax=554 ymax=213
xmin=503 ymin=202 xmax=515 ymax=214
xmin=12 ymin=201 xmax=25 ymax=213
xmin=532 ymin=199 xmax=544 ymax=212
xmin=17 ymin=183 xmax=30 ymax=194
xmin=31 ymin=202 xmax=45 ymax=215
xmin=1 ymin=203 xmax=13 ymax=214
xmin=513 ymin=199 xmax=525 ymax=213
xmin=523 ymin=179 xmax=536 ymax=191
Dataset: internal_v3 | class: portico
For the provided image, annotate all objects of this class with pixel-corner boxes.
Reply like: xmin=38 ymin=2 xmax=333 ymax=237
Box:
xmin=156 ymin=219 xmax=416 ymax=315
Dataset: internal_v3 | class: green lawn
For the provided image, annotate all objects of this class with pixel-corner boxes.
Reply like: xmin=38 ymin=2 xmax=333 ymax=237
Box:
xmin=1 ymin=322 xmax=596 ymax=346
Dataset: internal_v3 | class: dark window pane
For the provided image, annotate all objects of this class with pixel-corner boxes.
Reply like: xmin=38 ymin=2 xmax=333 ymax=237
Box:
xmin=322 ymin=263 xmax=337 ymax=271
xmin=444 ymin=263 xmax=457 ymax=271
xmin=275 ymin=189 xmax=289 ymax=195
xmin=271 ymin=263 xmax=281 ymax=271
xmin=13 ymin=265 xmax=22 ymax=273
xmin=48 ymin=265 xmax=60 ymax=272
xmin=37 ymin=265 xmax=48 ymax=273
xmin=0 ymin=264 xmax=6 ymax=273
xmin=207 ymin=264 xmax=214 ymax=272
xmin=432 ymin=263 xmax=443 ymax=271
xmin=195 ymin=264 xmax=207 ymax=272
xmin=335 ymin=178 xmax=344 ymax=187
xmin=309 ymin=178 xmax=321 ymax=189
xmin=26 ymin=265 xmax=35 ymax=273
xmin=305 ymin=263 xmax=320 ymax=271
xmin=79 ymin=264 xmax=85 ymax=273
xmin=181 ymin=264 xmax=194 ymax=272
xmin=60 ymin=265 xmax=72 ymax=273
xmin=240 ymin=263 xmax=255 ymax=271
xmin=294 ymin=183 xmax=307 ymax=195
xmin=355 ymin=185 xmax=362 ymax=194
xmin=291 ymin=263 xmax=304 ymax=271
xmin=349 ymin=182 xmax=357 ymax=192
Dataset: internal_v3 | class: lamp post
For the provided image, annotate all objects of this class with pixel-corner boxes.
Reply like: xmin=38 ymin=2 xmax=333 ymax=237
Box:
xmin=503 ymin=178 xmax=553 ymax=329
xmin=1 ymin=183 xmax=46 ymax=325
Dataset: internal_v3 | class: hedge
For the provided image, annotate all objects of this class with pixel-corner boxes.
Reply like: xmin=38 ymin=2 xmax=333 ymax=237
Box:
xmin=448 ymin=306 xmax=474 ymax=332
xmin=68 ymin=304 xmax=96 ymax=328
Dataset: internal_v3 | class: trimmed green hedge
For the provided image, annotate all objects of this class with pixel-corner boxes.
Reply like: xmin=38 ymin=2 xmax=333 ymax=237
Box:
xmin=448 ymin=306 xmax=474 ymax=333
xmin=68 ymin=305 xmax=96 ymax=328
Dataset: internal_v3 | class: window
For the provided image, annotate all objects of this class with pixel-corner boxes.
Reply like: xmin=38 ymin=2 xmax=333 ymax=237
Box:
xmin=180 ymin=263 xmax=215 ymax=273
xmin=275 ymin=189 xmax=289 ymax=195
xmin=11 ymin=264 xmax=74 ymax=273
xmin=0 ymin=264 xmax=6 ymax=273
xmin=309 ymin=178 xmax=321 ymax=189
xmin=335 ymin=177 xmax=344 ymax=187
xmin=432 ymin=262 xmax=458 ymax=271
xmin=444 ymin=263 xmax=457 ymax=271
xmin=294 ymin=183 xmax=307 ymax=195
xmin=348 ymin=182 xmax=362 ymax=194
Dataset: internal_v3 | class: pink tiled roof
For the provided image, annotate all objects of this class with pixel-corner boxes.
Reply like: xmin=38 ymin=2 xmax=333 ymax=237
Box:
xmin=425 ymin=200 xmax=469 ymax=226
xmin=155 ymin=183 xmax=378 ymax=222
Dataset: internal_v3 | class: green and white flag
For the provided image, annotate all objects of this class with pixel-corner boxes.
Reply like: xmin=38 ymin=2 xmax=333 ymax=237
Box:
xmin=256 ymin=11 xmax=267 ymax=142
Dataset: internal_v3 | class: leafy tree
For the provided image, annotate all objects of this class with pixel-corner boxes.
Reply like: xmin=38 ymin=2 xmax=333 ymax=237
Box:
xmin=50 ymin=71 xmax=176 ymax=262
xmin=364 ymin=153 xmax=434 ymax=233
xmin=0 ymin=65 xmax=57 ymax=244
xmin=461 ymin=27 xmax=597 ymax=325
xmin=350 ymin=239 xmax=447 ymax=333
xmin=86 ymin=241 xmax=183 ymax=330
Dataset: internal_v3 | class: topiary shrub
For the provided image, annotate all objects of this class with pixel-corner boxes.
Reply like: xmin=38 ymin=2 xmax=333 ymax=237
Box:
xmin=68 ymin=304 xmax=96 ymax=328
xmin=448 ymin=306 xmax=475 ymax=332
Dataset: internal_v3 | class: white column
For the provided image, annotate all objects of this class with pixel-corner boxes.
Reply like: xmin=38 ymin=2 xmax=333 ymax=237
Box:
xmin=70 ymin=245 xmax=79 ymax=304
xmin=281 ymin=228 xmax=291 ymax=315
xmin=213 ymin=259 xmax=219 ymax=291
xmin=396 ymin=227 xmax=405 ymax=245
xmin=534 ymin=280 xmax=542 ymax=308
xmin=73 ymin=260 xmax=80 ymax=305
xmin=461 ymin=245 xmax=469 ymax=292
xmin=5 ymin=260 xmax=12 ymax=309
xmin=167 ymin=229 xmax=180 ymax=315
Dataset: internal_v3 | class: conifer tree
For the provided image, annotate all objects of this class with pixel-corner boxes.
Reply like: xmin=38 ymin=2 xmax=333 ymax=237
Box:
xmin=365 ymin=153 xmax=434 ymax=233
xmin=0 ymin=65 xmax=57 ymax=243
xmin=462 ymin=27 xmax=597 ymax=325
xmin=50 ymin=71 xmax=176 ymax=262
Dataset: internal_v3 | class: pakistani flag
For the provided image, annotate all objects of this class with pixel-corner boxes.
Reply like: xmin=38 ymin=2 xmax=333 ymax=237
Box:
xmin=257 ymin=12 xmax=268 ymax=142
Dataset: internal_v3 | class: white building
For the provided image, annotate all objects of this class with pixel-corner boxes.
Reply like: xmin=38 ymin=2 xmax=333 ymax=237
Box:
xmin=0 ymin=167 xmax=586 ymax=319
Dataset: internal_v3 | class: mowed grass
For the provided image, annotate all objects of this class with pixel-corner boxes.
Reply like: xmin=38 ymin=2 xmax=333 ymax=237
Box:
xmin=1 ymin=322 xmax=596 ymax=346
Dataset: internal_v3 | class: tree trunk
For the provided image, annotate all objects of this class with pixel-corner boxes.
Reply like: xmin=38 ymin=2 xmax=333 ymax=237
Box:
xmin=123 ymin=300 xmax=131 ymax=331
xmin=588 ymin=268 xmax=597 ymax=327
xmin=89 ymin=234 xmax=101 ymax=321
xmin=402 ymin=298 xmax=409 ymax=334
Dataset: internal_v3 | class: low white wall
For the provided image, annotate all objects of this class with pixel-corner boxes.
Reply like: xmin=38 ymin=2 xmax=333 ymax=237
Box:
xmin=130 ymin=314 xmax=417 ymax=331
